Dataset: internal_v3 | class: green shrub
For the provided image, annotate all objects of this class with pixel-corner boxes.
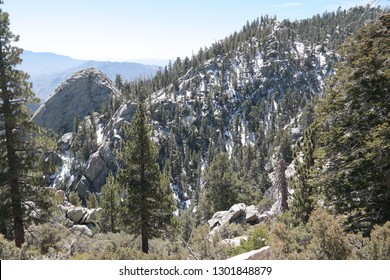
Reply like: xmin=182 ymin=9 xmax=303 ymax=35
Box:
xmin=25 ymin=223 xmax=72 ymax=256
xmin=230 ymin=225 xmax=269 ymax=256
xmin=269 ymin=221 xmax=310 ymax=259
xmin=305 ymin=207 xmax=353 ymax=259
xmin=0 ymin=235 xmax=20 ymax=259
xmin=361 ymin=222 xmax=390 ymax=259
xmin=189 ymin=224 xmax=230 ymax=260
xmin=218 ymin=223 xmax=245 ymax=240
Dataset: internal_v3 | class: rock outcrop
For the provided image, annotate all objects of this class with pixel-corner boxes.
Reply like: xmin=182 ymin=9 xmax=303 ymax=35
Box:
xmin=58 ymin=204 xmax=102 ymax=225
xmin=56 ymin=199 xmax=102 ymax=237
xmin=208 ymin=203 xmax=274 ymax=231
xmin=34 ymin=68 xmax=130 ymax=199
xmin=32 ymin=68 xmax=121 ymax=134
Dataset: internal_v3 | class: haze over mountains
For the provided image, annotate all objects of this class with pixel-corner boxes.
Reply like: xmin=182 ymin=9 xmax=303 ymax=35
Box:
xmin=19 ymin=50 xmax=160 ymax=102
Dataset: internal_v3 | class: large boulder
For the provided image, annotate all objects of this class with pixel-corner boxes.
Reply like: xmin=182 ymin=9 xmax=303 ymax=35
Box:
xmin=75 ymin=175 xmax=91 ymax=200
xmin=208 ymin=203 xmax=261 ymax=230
xmin=208 ymin=211 xmax=228 ymax=228
xmin=62 ymin=205 xmax=101 ymax=225
xmin=66 ymin=207 xmax=85 ymax=224
xmin=245 ymin=205 xmax=260 ymax=224
xmin=221 ymin=203 xmax=247 ymax=225
xmin=208 ymin=203 xmax=274 ymax=231
xmin=82 ymin=208 xmax=102 ymax=224
xmin=84 ymin=152 xmax=106 ymax=192
xmin=69 ymin=225 xmax=93 ymax=237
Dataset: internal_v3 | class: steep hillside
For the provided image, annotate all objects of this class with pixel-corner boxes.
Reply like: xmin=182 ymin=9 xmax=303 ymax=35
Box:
xmin=34 ymin=6 xmax=379 ymax=211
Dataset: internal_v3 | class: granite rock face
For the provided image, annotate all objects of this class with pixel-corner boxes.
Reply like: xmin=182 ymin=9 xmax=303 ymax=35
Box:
xmin=32 ymin=68 xmax=121 ymax=134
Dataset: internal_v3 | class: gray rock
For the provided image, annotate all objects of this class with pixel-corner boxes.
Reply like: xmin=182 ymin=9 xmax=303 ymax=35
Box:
xmin=58 ymin=132 xmax=74 ymax=151
xmin=221 ymin=203 xmax=246 ymax=225
xmin=208 ymin=211 xmax=228 ymax=228
xmin=66 ymin=207 xmax=85 ymax=224
xmin=258 ymin=211 xmax=275 ymax=223
xmin=208 ymin=203 xmax=247 ymax=230
xmin=60 ymin=204 xmax=101 ymax=225
xmin=84 ymin=152 xmax=105 ymax=189
xmin=82 ymin=208 xmax=102 ymax=224
xmin=75 ymin=175 xmax=91 ymax=201
xmin=69 ymin=225 xmax=93 ymax=237
xmin=32 ymin=68 xmax=121 ymax=134
xmin=245 ymin=205 xmax=260 ymax=224
xmin=64 ymin=219 xmax=74 ymax=228
xmin=221 ymin=236 xmax=248 ymax=247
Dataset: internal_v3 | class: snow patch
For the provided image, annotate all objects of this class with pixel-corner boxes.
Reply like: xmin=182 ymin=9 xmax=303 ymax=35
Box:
xmin=96 ymin=124 xmax=104 ymax=145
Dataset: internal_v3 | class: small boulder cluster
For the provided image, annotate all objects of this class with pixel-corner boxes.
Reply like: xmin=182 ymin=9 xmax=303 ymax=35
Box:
xmin=208 ymin=203 xmax=274 ymax=232
xmin=56 ymin=190 xmax=101 ymax=237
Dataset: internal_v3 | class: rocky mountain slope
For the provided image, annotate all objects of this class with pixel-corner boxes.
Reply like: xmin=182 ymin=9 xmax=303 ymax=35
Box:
xmin=32 ymin=68 xmax=122 ymax=134
xmin=33 ymin=6 xmax=379 ymax=210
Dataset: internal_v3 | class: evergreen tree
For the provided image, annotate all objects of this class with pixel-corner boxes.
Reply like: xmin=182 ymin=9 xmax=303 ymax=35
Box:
xmin=117 ymin=98 xmax=175 ymax=253
xmin=98 ymin=172 xmax=121 ymax=233
xmin=72 ymin=115 xmax=97 ymax=162
xmin=115 ymin=74 xmax=123 ymax=91
xmin=290 ymin=126 xmax=317 ymax=224
xmin=314 ymin=12 xmax=390 ymax=234
xmin=200 ymin=153 xmax=254 ymax=219
xmin=0 ymin=3 xmax=55 ymax=247
xmin=69 ymin=191 xmax=82 ymax=206
xmin=86 ymin=192 xmax=98 ymax=209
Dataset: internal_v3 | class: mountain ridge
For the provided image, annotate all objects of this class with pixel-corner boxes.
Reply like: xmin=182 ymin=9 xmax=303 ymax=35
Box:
xmin=20 ymin=50 xmax=160 ymax=102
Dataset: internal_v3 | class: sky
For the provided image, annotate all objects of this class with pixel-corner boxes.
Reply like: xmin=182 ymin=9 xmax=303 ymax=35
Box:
xmin=2 ymin=0 xmax=383 ymax=64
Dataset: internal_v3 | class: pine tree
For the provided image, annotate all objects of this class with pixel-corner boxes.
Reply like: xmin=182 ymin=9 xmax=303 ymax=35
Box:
xmin=117 ymin=98 xmax=175 ymax=253
xmin=200 ymin=153 xmax=255 ymax=219
xmin=314 ymin=12 xmax=390 ymax=234
xmin=98 ymin=172 xmax=121 ymax=233
xmin=115 ymin=74 xmax=123 ymax=91
xmin=0 ymin=3 xmax=55 ymax=247
xmin=290 ymin=126 xmax=317 ymax=224
xmin=86 ymin=192 xmax=98 ymax=209
xmin=69 ymin=191 xmax=82 ymax=206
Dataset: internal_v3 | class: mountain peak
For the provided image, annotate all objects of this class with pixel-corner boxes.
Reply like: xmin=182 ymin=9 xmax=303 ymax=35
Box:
xmin=32 ymin=68 xmax=121 ymax=134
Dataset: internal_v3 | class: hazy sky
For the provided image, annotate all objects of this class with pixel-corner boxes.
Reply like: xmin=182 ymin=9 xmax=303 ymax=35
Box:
xmin=2 ymin=0 xmax=381 ymax=63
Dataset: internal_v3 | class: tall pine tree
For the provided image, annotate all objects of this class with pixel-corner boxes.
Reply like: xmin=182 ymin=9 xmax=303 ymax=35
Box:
xmin=314 ymin=12 xmax=390 ymax=234
xmin=0 ymin=3 xmax=55 ymax=247
xmin=117 ymin=98 xmax=175 ymax=254
xmin=290 ymin=126 xmax=317 ymax=224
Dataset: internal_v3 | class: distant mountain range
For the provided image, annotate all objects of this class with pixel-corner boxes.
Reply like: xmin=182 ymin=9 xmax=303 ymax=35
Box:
xmin=19 ymin=50 xmax=161 ymax=102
